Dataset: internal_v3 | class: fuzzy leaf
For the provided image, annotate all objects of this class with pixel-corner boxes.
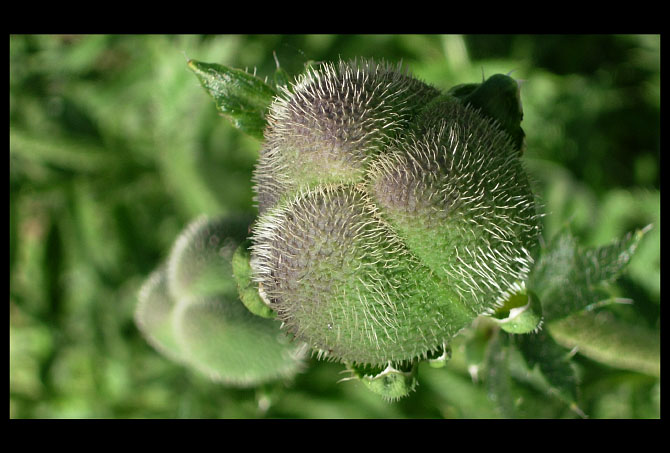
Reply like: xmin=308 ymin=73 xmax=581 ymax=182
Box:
xmin=548 ymin=309 xmax=660 ymax=377
xmin=188 ymin=59 xmax=276 ymax=140
xmin=529 ymin=226 xmax=651 ymax=322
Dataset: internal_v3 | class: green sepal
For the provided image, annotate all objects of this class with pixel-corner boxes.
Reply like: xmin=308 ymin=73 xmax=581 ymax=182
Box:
xmin=346 ymin=361 xmax=419 ymax=402
xmin=492 ymin=288 xmax=543 ymax=334
xmin=449 ymin=73 xmax=525 ymax=154
xmin=426 ymin=343 xmax=452 ymax=368
xmin=188 ymin=59 xmax=276 ymax=140
xmin=447 ymin=82 xmax=479 ymax=99
xmin=232 ymin=239 xmax=276 ymax=319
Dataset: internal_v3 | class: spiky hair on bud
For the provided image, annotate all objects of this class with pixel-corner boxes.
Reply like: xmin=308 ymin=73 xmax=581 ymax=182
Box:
xmin=367 ymin=96 xmax=541 ymax=315
xmin=250 ymin=60 xmax=541 ymax=367
xmin=253 ymin=58 xmax=440 ymax=214
xmin=250 ymin=183 xmax=473 ymax=366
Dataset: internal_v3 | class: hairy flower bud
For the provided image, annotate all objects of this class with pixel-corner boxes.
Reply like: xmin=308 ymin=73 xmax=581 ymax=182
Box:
xmin=250 ymin=59 xmax=541 ymax=367
xmin=135 ymin=216 xmax=306 ymax=386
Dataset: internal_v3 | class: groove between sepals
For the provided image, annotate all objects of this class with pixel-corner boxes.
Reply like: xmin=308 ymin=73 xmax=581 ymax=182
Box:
xmin=250 ymin=183 xmax=475 ymax=366
xmin=253 ymin=58 xmax=440 ymax=214
xmin=367 ymin=101 xmax=540 ymax=316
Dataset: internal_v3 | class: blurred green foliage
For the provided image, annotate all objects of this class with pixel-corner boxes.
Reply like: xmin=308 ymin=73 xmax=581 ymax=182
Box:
xmin=10 ymin=34 xmax=659 ymax=419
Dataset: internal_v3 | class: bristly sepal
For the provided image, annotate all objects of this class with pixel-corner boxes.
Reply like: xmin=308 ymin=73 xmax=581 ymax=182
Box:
xmin=448 ymin=73 xmax=526 ymax=155
xmin=344 ymin=360 xmax=419 ymax=402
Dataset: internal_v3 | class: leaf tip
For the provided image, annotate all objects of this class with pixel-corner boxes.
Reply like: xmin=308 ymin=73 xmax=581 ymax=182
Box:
xmin=186 ymin=58 xmax=202 ymax=74
xmin=639 ymin=223 xmax=654 ymax=237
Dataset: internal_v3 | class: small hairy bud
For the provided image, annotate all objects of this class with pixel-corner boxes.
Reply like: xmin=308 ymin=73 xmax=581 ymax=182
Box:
xmin=135 ymin=215 xmax=306 ymax=386
xmin=172 ymin=293 xmax=306 ymax=385
xmin=250 ymin=59 xmax=541 ymax=367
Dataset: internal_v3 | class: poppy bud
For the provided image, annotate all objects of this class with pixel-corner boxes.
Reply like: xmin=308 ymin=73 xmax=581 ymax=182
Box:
xmin=250 ymin=59 xmax=541 ymax=367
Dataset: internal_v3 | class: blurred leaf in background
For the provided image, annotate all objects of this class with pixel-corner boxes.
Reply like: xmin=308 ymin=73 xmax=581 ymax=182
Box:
xmin=10 ymin=34 xmax=659 ymax=418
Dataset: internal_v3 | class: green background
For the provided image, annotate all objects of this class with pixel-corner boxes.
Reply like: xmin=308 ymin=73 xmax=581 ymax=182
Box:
xmin=9 ymin=34 xmax=660 ymax=418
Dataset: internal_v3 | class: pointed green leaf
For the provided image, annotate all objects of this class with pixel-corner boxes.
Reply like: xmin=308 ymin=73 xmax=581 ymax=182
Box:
xmin=188 ymin=59 xmax=276 ymax=140
xmin=232 ymin=239 xmax=276 ymax=319
xmin=486 ymin=330 xmax=583 ymax=418
xmin=529 ymin=226 xmax=651 ymax=322
xmin=514 ymin=329 xmax=579 ymax=407
xmin=579 ymin=225 xmax=652 ymax=284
